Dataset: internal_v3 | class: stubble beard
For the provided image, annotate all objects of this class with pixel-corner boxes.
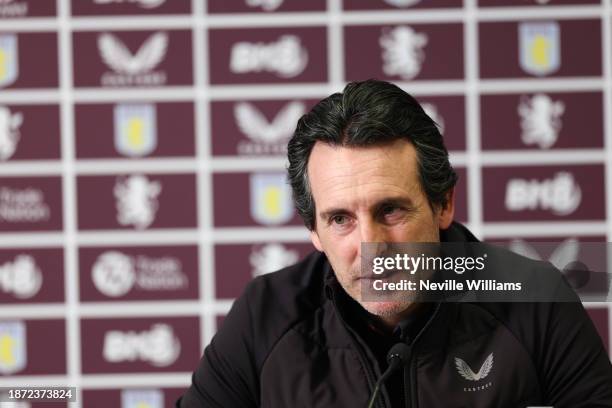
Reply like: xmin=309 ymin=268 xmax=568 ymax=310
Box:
xmin=338 ymin=265 xmax=413 ymax=321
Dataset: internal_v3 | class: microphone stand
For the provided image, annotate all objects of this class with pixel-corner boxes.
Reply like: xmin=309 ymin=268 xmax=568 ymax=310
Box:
xmin=367 ymin=343 xmax=411 ymax=408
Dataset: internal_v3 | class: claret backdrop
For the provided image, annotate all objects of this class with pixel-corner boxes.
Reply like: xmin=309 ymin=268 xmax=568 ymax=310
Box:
xmin=0 ymin=0 xmax=610 ymax=406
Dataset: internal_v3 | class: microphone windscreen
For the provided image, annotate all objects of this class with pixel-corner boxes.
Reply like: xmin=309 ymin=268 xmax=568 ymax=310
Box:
xmin=386 ymin=343 xmax=411 ymax=366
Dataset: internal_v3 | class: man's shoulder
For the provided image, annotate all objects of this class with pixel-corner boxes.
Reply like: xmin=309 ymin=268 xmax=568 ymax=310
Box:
xmin=457 ymin=242 xmax=582 ymax=342
xmin=229 ymin=250 xmax=331 ymax=343
xmin=216 ymin=250 xmax=331 ymax=371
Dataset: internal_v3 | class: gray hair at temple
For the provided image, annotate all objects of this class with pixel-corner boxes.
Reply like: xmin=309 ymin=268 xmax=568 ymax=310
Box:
xmin=287 ymin=79 xmax=458 ymax=231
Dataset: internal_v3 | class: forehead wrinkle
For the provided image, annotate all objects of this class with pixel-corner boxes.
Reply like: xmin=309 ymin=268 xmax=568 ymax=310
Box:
xmin=340 ymin=150 xmax=403 ymax=175
xmin=308 ymin=140 xmax=413 ymax=178
xmin=318 ymin=171 xmax=402 ymax=194
xmin=317 ymin=176 xmax=418 ymax=214
xmin=314 ymin=165 xmax=418 ymax=199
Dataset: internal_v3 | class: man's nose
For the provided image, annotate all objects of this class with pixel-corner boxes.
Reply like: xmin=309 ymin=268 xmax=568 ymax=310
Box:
xmin=358 ymin=220 xmax=390 ymax=255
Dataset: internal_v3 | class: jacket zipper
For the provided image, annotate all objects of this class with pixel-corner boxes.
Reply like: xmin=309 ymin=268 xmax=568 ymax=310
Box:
xmin=352 ymin=326 xmax=387 ymax=408
xmin=328 ymin=286 xmax=443 ymax=408
xmin=403 ymin=303 xmax=443 ymax=408
xmin=328 ymin=288 xmax=389 ymax=408
xmin=404 ymin=361 xmax=411 ymax=408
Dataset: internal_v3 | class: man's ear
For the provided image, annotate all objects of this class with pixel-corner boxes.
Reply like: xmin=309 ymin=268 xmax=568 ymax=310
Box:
xmin=310 ymin=230 xmax=323 ymax=252
xmin=438 ymin=188 xmax=455 ymax=230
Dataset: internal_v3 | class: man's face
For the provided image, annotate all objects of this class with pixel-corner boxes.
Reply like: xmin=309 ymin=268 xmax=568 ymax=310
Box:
xmin=308 ymin=139 xmax=454 ymax=322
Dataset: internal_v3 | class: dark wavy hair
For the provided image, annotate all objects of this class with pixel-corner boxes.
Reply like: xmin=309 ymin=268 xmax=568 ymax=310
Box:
xmin=287 ymin=79 xmax=458 ymax=231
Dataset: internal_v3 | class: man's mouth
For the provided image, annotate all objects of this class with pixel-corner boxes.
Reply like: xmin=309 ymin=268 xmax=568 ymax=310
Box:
xmin=358 ymin=268 xmax=403 ymax=281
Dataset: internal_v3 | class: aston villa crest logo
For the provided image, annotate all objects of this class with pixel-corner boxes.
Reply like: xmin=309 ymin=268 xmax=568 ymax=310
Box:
xmin=0 ymin=34 xmax=18 ymax=88
xmin=121 ymin=389 xmax=164 ymax=408
xmin=114 ymin=174 xmax=162 ymax=229
xmin=0 ymin=321 xmax=26 ymax=375
xmin=380 ymin=25 xmax=428 ymax=80
xmin=249 ymin=173 xmax=293 ymax=225
xmin=519 ymin=22 xmax=560 ymax=76
xmin=518 ymin=93 xmax=565 ymax=149
xmin=114 ymin=103 xmax=157 ymax=157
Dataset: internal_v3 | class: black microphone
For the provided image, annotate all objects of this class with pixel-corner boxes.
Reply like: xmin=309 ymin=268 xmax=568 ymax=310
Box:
xmin=366 ymin=343 xmax=411 ymax=408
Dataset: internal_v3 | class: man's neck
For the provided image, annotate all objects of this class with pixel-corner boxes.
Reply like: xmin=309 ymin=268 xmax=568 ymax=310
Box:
xmin=367 ymin=302 xmax=426 ymax=335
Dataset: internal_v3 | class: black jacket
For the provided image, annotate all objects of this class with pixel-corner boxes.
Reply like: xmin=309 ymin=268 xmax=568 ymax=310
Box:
xmin=179 ymin=223 xmax=612 ymax=407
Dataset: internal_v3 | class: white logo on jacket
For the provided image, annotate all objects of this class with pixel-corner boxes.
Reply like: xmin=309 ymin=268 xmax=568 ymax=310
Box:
xmin=455 ymin=353 xmax=493 ymax=381
xmin=0 ymin=106 xmax=23 ymax=160
xmin=518 ymin=94 xmax=564 ymax=149
xmin=380 ymin=26 xmax=427 ymax=80
xmin=103 ymin=323 xmax=180 ymax=366
xmin=230 ymin=35 xmax=308 ymax=78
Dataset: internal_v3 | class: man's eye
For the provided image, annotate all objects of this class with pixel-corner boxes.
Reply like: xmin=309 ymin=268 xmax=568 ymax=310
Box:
xmin=332 ymin=215 xmax=348 ymax=225
xmin=382 ymin=206 xmax=398 ymax=215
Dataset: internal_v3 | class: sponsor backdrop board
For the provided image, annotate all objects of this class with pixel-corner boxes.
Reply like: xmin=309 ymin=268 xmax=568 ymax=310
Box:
xmin=0 ymin=0 xmax=611 ymax=406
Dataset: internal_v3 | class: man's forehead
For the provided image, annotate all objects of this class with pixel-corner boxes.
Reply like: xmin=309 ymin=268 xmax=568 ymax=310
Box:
xmin=307 ymin=139 xmax=422 ymax=209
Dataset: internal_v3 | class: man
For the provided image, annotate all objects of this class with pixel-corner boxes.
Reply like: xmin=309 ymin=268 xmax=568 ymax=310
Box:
xmin=179 ymin=80 xmax=612 ymax=407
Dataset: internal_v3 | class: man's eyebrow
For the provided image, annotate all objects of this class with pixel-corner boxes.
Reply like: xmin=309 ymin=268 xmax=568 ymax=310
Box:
xmin=374 ymin=197 xmax=415 ymax=209
xmin=318 ymin=197 xmax=416 ymax=220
